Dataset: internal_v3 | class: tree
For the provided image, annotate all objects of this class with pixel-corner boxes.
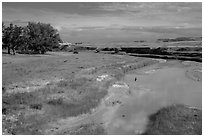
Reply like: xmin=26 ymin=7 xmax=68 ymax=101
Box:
xmin=2 ymin=21 xmax=62 ymax=54
xmin=2 ymin=23 xmax=13 ymax=54
xmin=25 ymin=22 xmax=62 ymax=54
xmin=2 ymin=22 xmax=6 ymax=49
xmin=11 ymin=25 xmax=23 ymax=55
xmin=18 ymin=26 xmax=31 ymax=53
xmin=2 ymin=23 xmax=24 ymax=54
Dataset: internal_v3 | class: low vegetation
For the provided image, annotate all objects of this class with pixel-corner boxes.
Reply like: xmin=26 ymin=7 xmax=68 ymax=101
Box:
xmin=143 ymin=104 xmax=202 ymax=135
xmin=2 ymin=75 xmax=110 ymax=134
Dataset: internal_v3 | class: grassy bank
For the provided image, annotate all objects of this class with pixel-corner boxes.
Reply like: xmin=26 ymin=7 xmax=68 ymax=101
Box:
xmin=2 ymin=52 xmax=140 ymax=134
xmin=143 ymin=104 xmax=202 ymax=135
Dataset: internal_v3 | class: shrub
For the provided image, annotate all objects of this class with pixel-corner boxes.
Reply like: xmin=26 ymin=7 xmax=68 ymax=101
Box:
xmin=30 ymin=103 xmax=42 ymax=110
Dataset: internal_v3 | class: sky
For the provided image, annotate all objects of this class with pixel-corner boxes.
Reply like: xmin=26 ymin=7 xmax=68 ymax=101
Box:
xmin=2 ymin=2 xmax=202 ymax=43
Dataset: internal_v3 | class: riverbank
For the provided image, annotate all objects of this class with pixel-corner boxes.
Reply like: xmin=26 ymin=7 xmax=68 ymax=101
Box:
xmin=2 ymin=52 xmax=202 ymax=135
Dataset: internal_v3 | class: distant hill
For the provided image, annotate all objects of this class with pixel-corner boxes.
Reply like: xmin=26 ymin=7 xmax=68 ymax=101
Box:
xmin=157 ymin=37 xmax=202 ymax=42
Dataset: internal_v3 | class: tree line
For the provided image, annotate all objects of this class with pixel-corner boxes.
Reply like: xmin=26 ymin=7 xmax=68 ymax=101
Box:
xmin=2 ymin=22 xmax=62 ymax=54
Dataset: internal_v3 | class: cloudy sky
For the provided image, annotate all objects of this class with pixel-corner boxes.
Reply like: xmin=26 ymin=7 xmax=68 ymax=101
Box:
xmin=2 ymin=2 xmax=202 ymax=43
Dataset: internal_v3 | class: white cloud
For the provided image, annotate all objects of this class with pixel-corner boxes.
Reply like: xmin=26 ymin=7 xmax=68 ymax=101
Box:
xmin=2 ymin=2 xmax=202 ymax=42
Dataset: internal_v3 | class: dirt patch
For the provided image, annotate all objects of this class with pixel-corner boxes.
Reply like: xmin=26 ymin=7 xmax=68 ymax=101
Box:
xmin=104 ymin=81 xmax=130 ymax=106
xmin=182 ymin=61 xmax=202 ymax=82
xmin=185 ymin=67 xmax=202 ymax=82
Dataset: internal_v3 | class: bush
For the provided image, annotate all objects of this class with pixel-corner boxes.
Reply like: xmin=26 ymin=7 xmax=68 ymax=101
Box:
xmin=30 ymin=103 xmax=42 ymax=110
xmin=73 ymin=50 xmax=79 ymax=54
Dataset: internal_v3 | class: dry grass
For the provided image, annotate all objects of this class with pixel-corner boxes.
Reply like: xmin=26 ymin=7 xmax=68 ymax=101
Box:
xmin=2 ymin=76 xmax=109 ymax=134
xmin=143 ymin=104 xmax=202 ymax=135
xmin=60 ymin=123 xmax=107 ymax=135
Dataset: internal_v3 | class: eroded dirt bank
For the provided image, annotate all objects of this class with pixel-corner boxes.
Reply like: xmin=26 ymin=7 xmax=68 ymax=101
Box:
xmin=2 ymin=52 xmax=202 ymax=135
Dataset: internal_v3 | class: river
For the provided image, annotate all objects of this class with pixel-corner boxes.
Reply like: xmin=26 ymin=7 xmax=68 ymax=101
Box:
xmin=104 ymin=61 xmax=202 ymax=134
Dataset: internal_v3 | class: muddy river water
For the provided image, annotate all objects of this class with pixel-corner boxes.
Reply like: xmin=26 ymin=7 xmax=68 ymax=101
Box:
xmin=105 ymin=61 xmax=202 ymax=134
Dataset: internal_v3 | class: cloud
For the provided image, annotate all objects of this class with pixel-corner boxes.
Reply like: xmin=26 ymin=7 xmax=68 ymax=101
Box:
xmin=120 ymin=25 xmax=201 ymax=36
xmin=58 ymin=24 xmax=201 ymax=43
xmin=2 ymin=2 xmax=202 ymax=42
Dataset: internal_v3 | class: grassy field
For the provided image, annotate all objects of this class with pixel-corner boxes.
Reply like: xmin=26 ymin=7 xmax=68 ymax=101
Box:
xmin=2 ymin=51 xmax=202 ymax=135
xmin=2 ymin=51 xmax=145 ymax=134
